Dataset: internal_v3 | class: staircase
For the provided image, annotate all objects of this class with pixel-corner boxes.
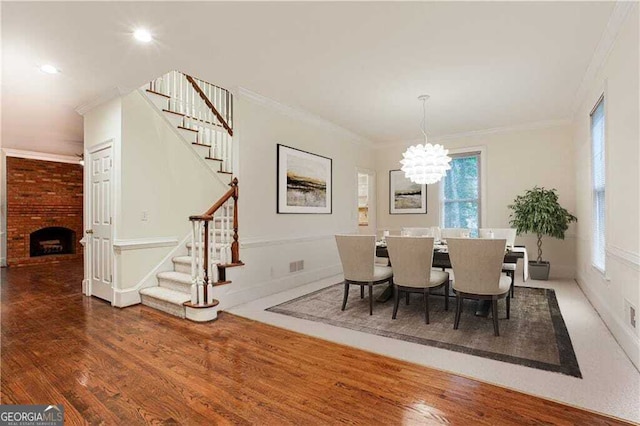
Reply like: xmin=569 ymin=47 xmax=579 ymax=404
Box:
xmin=138 ymin=71 xmax=243 ymax=322
xmin=143 ymin=70 xmax=234 ymax=183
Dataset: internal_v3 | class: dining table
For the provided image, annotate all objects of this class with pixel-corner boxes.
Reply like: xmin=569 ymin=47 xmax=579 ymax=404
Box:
xmin=374 ymin=242 xmax=525 ymax=317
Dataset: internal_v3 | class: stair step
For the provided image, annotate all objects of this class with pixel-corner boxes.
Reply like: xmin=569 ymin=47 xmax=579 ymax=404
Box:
xmin=145 ymin=90 xmax=170 ymax=110
xmin=140 ymin=287 xmax=190 ymax=318
xmin=172 ymin=256 xmax=192 ymax=274
xmin=157 ymin=271 xmax=192 ymax=293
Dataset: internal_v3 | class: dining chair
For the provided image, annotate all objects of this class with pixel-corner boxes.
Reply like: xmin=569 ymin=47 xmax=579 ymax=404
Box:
xmin=448 ymin=238 xmax=511 ymax=336
xmin=386 ymin=237 xmax=449 ymax=324
xmin=335 ymin=235 xmax=393 ymax=315
xmin=479 ymin=228 xmax=517 ymax=297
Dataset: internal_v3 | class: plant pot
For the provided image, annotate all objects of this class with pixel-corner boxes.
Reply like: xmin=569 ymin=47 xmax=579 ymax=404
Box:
xmin=529 ymin=261 xmax=550 ymax=280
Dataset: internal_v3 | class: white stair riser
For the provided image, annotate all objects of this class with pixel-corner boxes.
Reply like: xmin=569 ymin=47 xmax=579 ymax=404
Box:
xmin=173 ymin=260 xmax=192 ymax=274
xmin=177 ymin=128 xmax=198 ymax=143
xmin=163 ymin=111 xmax=184 ymax=127
xmin=191 ymin=143 xmax=210 ymax=157
xmin=146 ymin=92 xmax=170 ymax=111
xmin=141 ymin=294 xmax=186 ymax=318
xmin=158 ymin=276 xmax=192 ymax=293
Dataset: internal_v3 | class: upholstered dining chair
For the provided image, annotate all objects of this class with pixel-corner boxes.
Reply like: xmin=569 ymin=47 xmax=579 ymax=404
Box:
xmin=479 ymin=228 xmax=517 ymax=298
xmin=448 ymin=238 xmax=511 ymax=336
xmin=386 ymin=237 xmax=449 ymax=324
xmin=335 ymin=235 xmax=393 ymax=315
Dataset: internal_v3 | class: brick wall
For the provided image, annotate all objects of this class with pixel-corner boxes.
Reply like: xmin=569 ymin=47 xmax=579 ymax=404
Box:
xmin=6 ymin=157 xmax=83 ymax=266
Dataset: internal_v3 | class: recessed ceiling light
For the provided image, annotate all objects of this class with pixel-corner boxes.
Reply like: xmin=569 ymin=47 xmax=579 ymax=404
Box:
xmin=40 ymin=64 xmax=60 ymax=74
xmin=133 ymin=29 xmax=153 ymax=43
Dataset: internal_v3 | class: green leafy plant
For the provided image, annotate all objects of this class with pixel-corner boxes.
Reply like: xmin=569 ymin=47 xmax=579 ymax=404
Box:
xmin=508 ymin=187 xmax=577 ymax=263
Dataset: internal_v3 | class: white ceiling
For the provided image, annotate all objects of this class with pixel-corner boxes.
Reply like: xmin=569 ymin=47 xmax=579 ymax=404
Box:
xmin=2 ymin=1 xmax=615 ymax=153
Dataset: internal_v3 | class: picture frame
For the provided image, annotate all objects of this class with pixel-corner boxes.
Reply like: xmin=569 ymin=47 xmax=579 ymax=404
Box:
xmin=277 ymin=144 xmax=332 ymax=214
xmin=389 ymin=169 xmax=427 ymax=214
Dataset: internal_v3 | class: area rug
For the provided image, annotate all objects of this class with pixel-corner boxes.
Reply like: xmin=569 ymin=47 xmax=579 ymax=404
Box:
xmin=266 ymin=284 xmax=582 ymax=378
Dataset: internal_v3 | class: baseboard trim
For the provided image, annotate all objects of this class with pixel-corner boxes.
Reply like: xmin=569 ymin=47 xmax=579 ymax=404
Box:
xmin=113 ymin=236 xmax=178 ymax=252
xmin=576 ymin=274 xmax=640 ymax=371
xmin=113 ymin=287 xmax=142 ymax=308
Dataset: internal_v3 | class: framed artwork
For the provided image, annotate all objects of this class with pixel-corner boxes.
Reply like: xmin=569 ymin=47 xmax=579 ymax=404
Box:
xmin=277 ymin=144 xmax=332 ymax=214
xmin=389 ymin=169 xmax=427 ymax=214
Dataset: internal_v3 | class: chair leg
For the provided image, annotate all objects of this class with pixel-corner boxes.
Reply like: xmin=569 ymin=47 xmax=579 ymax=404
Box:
xmin=506 ymin=295 xmax=511 ymax=320
xmin=392 ymin=285 xmax=400 ymax=319
xmin=341 ymin=281 xmax=349 ymax=311
xmin=510 ymin=271 xmax=515 ymax=298
xmin=454 ymin=295 xmax=462 ymax=329
xmin=369 ymin=282 xmax=373 ymax=315
xmin=444 ymin=281 xmax=449 ymax=311
xmin=492 ymin=298 xmax=500 ymax=336
xmin=406 ymin=292 xmax=410 ymax=305
xmin=424 ymin=288 xmax=430 ymax=324
xmin=360 ymin=284 xmax=364 ymax=299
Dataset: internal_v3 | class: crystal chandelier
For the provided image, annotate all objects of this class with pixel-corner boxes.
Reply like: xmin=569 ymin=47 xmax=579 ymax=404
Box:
xmin=400 ymin=95 xmax=451 ymax=185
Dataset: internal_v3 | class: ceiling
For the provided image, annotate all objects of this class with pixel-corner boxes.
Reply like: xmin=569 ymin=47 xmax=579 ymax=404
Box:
xmin=1 ymin=2 xmax=615 ymax=153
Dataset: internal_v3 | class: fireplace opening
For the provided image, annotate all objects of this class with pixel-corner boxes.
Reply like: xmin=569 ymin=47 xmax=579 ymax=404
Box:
xmin=30 ymin=227 xmax=76 ymax=257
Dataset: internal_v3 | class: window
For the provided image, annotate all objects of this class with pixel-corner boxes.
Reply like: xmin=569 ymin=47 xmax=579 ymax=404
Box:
xmin=591 ymin=96 xmax=606 ymax=272
xmin=441 ymin=152 xmax=481 ymax=236
xmin=358 ymin=173 xmax=369 ymax=226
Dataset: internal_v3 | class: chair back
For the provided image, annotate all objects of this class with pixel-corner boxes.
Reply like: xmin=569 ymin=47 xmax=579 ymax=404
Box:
xmin=386 ymin=237 xmax=435 ymax=288
xmin=441 ymin=228 xmax=470 ymax=239
xmin=401 ymin=227 xmax=433 ymax=237
xmin=479 ymin=228 xmax=516 ymax=247
xmin=335 ymin=235 xmax=375 ymax=282
xmin=448 ymin=238 xmax=506 ymax=295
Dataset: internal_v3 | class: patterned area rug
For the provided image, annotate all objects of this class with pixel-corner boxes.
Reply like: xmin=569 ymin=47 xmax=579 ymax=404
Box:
xmin=267 ymin=284 xmax=581 ymax=378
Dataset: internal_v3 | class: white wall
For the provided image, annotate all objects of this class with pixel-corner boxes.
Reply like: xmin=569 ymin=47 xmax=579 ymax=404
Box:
xmin=375 ymin=123 xmax=577 ymax=278
xmin=572 ymin=5 xmax=639 ymax=369
xmin=116 ymin=90 xmax=228 ymax=300
xmin=218 ymin=89 xmax=374 ymax=309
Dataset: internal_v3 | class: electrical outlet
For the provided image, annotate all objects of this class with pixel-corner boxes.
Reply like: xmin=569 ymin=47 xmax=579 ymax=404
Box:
xmin=625 ymin=299 xmax=637 ymax=329
xmin=141 ymin=211 xmax=149 ymax=221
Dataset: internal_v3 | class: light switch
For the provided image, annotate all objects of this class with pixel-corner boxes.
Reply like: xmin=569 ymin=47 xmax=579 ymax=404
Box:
xmin=141 ymin=211 xmax=149 ymax=221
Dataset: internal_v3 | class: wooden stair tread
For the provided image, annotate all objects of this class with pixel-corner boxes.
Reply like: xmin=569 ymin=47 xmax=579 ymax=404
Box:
xmin=178 ymin=126 xmax=198 ymax=133
xmin=183 ymin=300 xmax=220 ymax=309
xmin=217 ymin=171 xmax=233 ymax=175
xmin=192 ymin=142 xmax=210 ymax=147
xmin=218 ymin=262 xmax=244 ymax=269
xmin=162 ymin=109 xmax=186 ymax=117
xmin=146 ymin=89 xmax=170 ymax=98
xmin=205 ymin=157 xmax=223 ymax=162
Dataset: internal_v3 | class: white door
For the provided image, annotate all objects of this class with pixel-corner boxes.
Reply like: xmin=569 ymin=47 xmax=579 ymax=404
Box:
xmin=89 ymin=146 xmax=113 ymax=302
xmin=357 ymin=169 xmax=376 ymax=235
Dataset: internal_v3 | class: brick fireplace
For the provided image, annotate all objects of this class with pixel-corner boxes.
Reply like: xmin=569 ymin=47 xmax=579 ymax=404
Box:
xmin=6 ymin=157 xmax=83 ymax=266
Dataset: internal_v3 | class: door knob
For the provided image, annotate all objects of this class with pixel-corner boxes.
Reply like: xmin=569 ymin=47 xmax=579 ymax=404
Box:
xmin=85 ymin=229 xmax=94 ymax=234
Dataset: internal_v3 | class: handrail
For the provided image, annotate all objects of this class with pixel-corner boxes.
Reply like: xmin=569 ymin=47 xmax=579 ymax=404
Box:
xmin=187 ymin=178 xmax=240 ymax=307
xmin=185 ymin=75 xmax=234 ymax=137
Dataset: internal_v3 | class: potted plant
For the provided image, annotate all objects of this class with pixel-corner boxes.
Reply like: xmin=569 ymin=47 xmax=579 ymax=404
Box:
xmin=508 ymin=187 xmax=577 ymax=280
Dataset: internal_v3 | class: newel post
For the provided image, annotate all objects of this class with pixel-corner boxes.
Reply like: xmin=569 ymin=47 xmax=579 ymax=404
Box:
xmin=231 ymin=178 xmax=240 ymax=264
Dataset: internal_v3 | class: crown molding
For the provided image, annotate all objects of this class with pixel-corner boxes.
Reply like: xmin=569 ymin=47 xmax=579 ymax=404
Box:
xmin=236 ymin=87 xmax=373 ymax=148
xmin=75 ymin=86 xmax=127 ymax=116
xmin=373 ymin=118 xmax=571 ymax=150
xmin=2 ymin=148 xmax=81 ymax=164
xmin=570 ymin=1 xmax=637 ymax=117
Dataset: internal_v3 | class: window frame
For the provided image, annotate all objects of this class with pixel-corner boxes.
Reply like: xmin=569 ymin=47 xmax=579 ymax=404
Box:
xmin=590 ymin=94 xmax=607 ymax=274
xmin=439 ymin=146 xmax=487 ymax=233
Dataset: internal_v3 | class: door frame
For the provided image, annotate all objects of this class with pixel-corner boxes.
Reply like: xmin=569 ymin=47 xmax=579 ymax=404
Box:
xmin=356 ymin=167 xmax=377 ymax=235
xmin=83 ymin=140 xmax=115 ymax=302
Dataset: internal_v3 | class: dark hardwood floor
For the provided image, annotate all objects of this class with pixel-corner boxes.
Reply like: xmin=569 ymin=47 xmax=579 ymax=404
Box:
xmin=0 ymin=260 xmax=629 ymax=425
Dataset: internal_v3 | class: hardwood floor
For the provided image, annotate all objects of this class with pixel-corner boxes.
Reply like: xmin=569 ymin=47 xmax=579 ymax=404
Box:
xmin=0 ymin=260 xmax=629 ymax=425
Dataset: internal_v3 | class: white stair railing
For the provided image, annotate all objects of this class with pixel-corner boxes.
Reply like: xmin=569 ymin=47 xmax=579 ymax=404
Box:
xmin=148 ymin=71 xmax=233 ymax=174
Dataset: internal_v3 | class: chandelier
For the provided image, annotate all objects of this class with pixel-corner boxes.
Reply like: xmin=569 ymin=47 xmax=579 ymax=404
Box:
xmin=400 ymin=95 xmax=451 ymax=185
